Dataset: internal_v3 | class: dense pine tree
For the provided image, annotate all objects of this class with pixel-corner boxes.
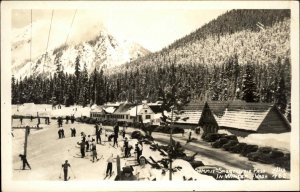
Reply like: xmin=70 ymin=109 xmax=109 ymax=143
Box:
xmin=242 ymin=63 xmax=258 ymax=102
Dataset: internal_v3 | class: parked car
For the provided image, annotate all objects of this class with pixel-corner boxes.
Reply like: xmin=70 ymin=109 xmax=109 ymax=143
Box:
xmin=212 ymin=138 xmax=229 ymax=148
xmin=221 ymin=135 xmax=238 ymax=141
xmin=247 ymin=147 xmax=272 ymax=161
xmin=257 ymin=149 xmax=284 ymax=164
xmin=274 ymin=153 xmax=290 ymax=171
xmin=203 ymin=133 xmax=227 ymax=142
xmin=229 ymin=143 xmax=248 ymax=153
xmin=241 ymin=144 xmax=259 ymax=157
xmin=131 ymin=131 xmax=143 ymax=140
xmin=222 ymin=140 xmax=239 ymax=151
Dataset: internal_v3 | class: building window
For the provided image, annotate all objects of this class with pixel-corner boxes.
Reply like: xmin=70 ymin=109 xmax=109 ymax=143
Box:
xmin=145 ymin=110 xmax=147 ymax=113
xmin=146 ymin=115 xmax=151 ymax=119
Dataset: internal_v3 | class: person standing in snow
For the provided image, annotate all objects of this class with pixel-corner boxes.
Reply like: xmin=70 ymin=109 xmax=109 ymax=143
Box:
xmin=122 ymin=128 xmax=126 ymax=139
xmin=58 ymin=129 xmax=62 ymax=139
xmin=113 ymin=123 xmax=119 ymax=147
xmin=61 ymin=128 xmax=65 ymax=138
xmin=81 ymin=132 xmax=86 ymax=142
xmin=106 ymin=154 xmax=114 ymax=177
xmin=95 ymin=123 xmax=99 ymax=136
xmin=136 ymin=141 xmax=143 ymax=164
xmin=20 ymin=116 xmax=23 ymax=125
xmin=71 ymin=115 xmax=75 ymax=124
xmin=61 ymin=160 xmax=71 ymax=181
xmin=19 ymin=154 xmax=31 ymax=170
xmin=86 ymin=135 xmax=91 ymax=152
xmin=91 ymin=138 xmax=98 ymax=162
xmin=77 ymin=140 xmax=85 ymax=158
xmin=96 ymin=128 xmax=101 ymax=144
xmin=134 ymin=156 xmax=155 ymax=181
xmin=123 ymin=137 xmax=129 ymax=158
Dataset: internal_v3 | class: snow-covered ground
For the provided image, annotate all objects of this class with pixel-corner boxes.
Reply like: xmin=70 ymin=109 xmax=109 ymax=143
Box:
xmin=218 ymin=129 xmax=290 ymax=152
xmin=12 ymin=103 xmax=90 ymax=118
xmin=12 ymin=117 xmax=213 ymax=181
xmin=11 ymin=104 xmax=290 ymax=181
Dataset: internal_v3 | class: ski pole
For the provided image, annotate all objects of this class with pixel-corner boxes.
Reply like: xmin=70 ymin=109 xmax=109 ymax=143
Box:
xmin=70 ymin=167 xmax=76 ymax=179
xmin=59 ymin=167 xmax=62 ymax=179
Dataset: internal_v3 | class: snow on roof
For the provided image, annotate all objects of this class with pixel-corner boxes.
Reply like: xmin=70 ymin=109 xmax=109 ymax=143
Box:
xmin=218 ymin=109 xmax=270 ymax=131
xmin=174 ymin=110 xmax=202 ymax=124
xmin=129 ymin=105 xmax=144 ymax=116
xmin=90 ymin=104 xmax=103 ymax=112
xmin=114 ymin=103 xmax=134 ymax=114
xmin=103 ymin=106 xmax=116 ymax=114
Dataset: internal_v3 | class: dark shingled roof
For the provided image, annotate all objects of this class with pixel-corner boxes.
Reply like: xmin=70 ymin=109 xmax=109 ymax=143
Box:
xmin=148 ymin=105 xmax=163 ymax=114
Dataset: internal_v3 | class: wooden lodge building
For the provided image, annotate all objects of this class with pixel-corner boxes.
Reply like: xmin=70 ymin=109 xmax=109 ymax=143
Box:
xmin=217 ymin=101 xmax=291 ymax=137
xmin=90 ymin=101 xmax=163 ymax=124
xmin=174 ymin=100 xmax=291 ymax=137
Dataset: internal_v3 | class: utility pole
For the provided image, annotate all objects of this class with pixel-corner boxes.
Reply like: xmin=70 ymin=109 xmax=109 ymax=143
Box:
xmin=169 ymin=106 xmax=174 ymax=181
xmin=13 ymin=125 xmax=42 ymax=156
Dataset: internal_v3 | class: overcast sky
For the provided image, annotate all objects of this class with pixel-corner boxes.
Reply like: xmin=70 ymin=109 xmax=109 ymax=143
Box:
xmin=12 ymin=8 xmax=227 ymax=52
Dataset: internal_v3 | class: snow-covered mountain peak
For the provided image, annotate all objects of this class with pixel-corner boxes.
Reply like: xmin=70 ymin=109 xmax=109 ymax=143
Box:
xmin=11 ymin=20 xmax=150 ymax=79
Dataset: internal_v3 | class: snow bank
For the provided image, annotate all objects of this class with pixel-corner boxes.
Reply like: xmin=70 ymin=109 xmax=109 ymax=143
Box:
xmin=238 ymin=133 xmax=290 ymax=152
xmin=12 ymin=104 xmax=91 ymax=118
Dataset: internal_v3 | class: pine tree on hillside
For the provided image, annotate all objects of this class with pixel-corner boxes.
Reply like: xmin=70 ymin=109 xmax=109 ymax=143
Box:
xmin=242 ymin=63 xmax=258 ymax=102
xmin=276 ymin=71 xmax=287 ymax=114
xmin=74 ymin=55 xmax=81 ymax=103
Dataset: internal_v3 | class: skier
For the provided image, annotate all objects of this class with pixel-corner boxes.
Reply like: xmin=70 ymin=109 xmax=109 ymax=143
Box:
xmin=113 ymin=133 xmax=118 ymax=148
xmin=91 ymin=139 xmax=98 ymax=162
xmin=96 ymin=128 xmax=101 ymax=144
xmin=106 ymin=154 xmax=114 ymax=177
xmin=19 ymin=154 xmax=31 ymax=170
xmin=134 ymin=156 xmax=155 ymax=181
xmin=61 ymin=128 xmax=65 ymax=138
xmin=71 ymin=128 xmax=76 ymax=137
xmin=71 ymin=115 xmax=75 ymax=124
xmin=95 ymin=123 xmax=99 ymax=136
xmin=114 ymin=122 xmax=119 ymax=135
xmin=86 ymin=135 xmax=91 ymax=152
xmin=113 ymin=123 xmax=119 ymax=147
xmin=58 ymin=129 xmax=62 ymax=139
xmin=135 ymin=141 xmax=143 ymax=164
xmin=30 ymin=115 xmax=33 ymax=122
xmin=61 ymin=160 xmax=71 ymax=181
xmin=81 ymin=132 xmax=86 ymax=142
xmin=77 ymin=140 xmax=85 ymax=158
xmin=123 ymin=137 xmax=129 ymax=158
xmin=122 ymin=129 xmax=126 ymax=139
xmin=66 ymin=116 xmax=70 ymax=124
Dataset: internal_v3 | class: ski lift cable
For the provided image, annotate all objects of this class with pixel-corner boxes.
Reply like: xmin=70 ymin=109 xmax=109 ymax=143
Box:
xmin=43 ymin=10 xmax=54 ymax=73
xmin=65 ymin=9 xmax=77 ymax=46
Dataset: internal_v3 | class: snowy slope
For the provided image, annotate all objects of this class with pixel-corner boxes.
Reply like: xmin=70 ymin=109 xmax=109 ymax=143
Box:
xmin=11 ymin=20 xmax=150 ymax=79
xmin=12 ymin=118 xmax=214 ymax=181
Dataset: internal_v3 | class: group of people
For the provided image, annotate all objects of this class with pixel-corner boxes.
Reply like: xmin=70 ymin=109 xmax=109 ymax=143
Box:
xmin=70 ymin=128 xmax=76 ymax=137
xmin=77 ymin=132 xmax=99 ymax=161
xmin=58 ymin=128 xmax=65 ymax=139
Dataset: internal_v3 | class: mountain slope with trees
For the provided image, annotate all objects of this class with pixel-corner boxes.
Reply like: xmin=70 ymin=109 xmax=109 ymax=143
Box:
xmin=12 ymin=9 xmax=291 ymax=119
